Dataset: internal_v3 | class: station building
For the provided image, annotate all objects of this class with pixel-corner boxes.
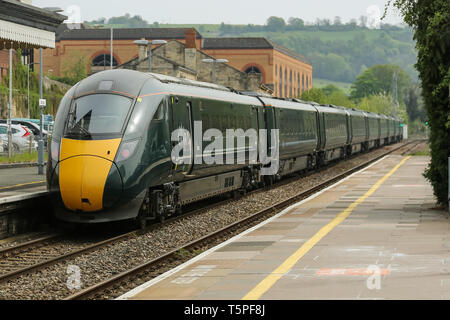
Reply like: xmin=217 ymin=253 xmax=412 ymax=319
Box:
xmin=36 ymin=25 xmax=312 ymax=98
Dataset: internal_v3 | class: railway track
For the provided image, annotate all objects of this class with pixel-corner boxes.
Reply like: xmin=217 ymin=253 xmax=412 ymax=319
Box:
xmin=0 ymin=139 xmax=423 ymax=299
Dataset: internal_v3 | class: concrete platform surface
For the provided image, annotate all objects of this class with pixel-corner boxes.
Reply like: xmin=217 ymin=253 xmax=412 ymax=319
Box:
xmin=119 ymin=155 xmax=449 ymax=300
xmin=0 ymin=166 xmax=46 ymax=201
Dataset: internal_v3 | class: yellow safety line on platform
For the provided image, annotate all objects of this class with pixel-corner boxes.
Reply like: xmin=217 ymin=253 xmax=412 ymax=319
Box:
xmin=242 ymin=156 xmax=412 ymax=300
xmin=0 ymin=180 xmax=45 ymax=191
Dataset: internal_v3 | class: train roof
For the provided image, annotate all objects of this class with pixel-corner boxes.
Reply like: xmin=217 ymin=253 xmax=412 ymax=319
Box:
xmin=72 ymin=70 xmax=394 ymax=121
xmin=146 ymin=73 xmax=261 ymax=106
xmin=259 ymin=97 xmax=318 ymax=112
xmin=149 ymin=73 xmax=232 ymax=92
xmin=314 ymin=104 xmax=349 ymax=115
xmin=73 ymin=69 xmax=151 ymax=98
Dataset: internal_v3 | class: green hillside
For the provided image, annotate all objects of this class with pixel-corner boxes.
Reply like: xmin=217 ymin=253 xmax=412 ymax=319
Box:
xmin=313 ymin=78 xmax=352 ymax=95
xmin=86 ymin=15 xmax=418 ymax=84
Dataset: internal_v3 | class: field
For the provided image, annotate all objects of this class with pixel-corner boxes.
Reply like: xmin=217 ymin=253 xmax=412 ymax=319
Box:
xmin=313 ymin=78 xmax=352 ymax=95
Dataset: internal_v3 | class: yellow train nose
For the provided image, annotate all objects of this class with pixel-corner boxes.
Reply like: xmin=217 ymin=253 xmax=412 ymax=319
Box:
xmin=58 ymin=138 xmax=122 ymax=212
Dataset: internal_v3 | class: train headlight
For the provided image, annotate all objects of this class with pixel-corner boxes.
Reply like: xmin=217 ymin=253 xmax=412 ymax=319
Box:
xmin=115 ymin=139 xmax=139 ymax=162
xmin=51 ymin=139 xmax=60 ymax=162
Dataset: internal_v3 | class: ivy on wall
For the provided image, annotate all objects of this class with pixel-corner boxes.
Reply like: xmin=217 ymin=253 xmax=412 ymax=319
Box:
xmin=0 ymin=50 xmax=66 ymax=118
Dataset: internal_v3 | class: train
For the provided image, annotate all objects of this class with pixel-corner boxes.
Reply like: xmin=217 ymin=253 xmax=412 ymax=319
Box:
xmin=46 ymin=69 xmax=402 ymax=226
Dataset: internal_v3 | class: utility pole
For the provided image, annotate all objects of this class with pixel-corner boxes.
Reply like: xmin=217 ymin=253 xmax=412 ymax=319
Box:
xmin=110 ymin=28 xmax=113 ymax=69
xmin=37 ymin=48 xmax=44 ymax=175
xmin=7 ymin=47 xmax=12 ymax=159
xmin=392 ymin=70 xmax=399 ymax=117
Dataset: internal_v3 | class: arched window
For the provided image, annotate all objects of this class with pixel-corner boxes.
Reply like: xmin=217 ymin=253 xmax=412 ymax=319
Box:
xmin=244 ymin=66 xmax=262 ymax=74
xmin=297 ymin=73 xmax=300 ymax=96
xmin=91 ymin=53 xmax=118 ymax=73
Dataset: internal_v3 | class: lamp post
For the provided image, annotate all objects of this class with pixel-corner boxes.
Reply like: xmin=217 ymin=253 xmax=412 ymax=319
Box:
xmin=133 ymin=39 xmax=167 ymax=72
xmin=202 ymin=58 xmax=229 ymax=84
xmin=94 ymin=24 xmax=114 ymax=69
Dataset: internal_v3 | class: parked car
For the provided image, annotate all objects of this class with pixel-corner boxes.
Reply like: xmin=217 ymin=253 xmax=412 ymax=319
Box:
xmin=0 ymin=119 xmax=48 ymax=146
xmin=0 ymin=138 xmax=4 ymax=153
xmin=0 ymin=124 xmax=38 ymax=152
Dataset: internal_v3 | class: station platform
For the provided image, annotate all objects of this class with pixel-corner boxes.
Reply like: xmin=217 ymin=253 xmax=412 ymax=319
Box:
xmin=119 ymin=155 xmax=449 ymax=300
xmin=0 ymin=166 xmax=46 ymax=203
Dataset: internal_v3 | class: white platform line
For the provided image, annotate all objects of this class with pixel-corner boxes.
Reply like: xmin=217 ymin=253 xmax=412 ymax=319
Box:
xmin=0 ymin=191 xmax=48 ymax=204
xmin=117 ymin=155 xmax=389 ymax=300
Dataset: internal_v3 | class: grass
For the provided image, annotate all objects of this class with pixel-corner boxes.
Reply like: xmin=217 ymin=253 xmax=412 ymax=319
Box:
xmin=0 ymin=151 xmax=48 ymax=164
xmin=313 ymin=78 xmax=353 ymax=95
xmin=410 ymin=150 xmax=430 ymax=156
xmin=409 ymin=142 xmax=430 ymax=156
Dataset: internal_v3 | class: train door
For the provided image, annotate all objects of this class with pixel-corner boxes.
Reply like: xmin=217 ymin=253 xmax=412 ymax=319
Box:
xmin=170 ymin=96 xmax=194 ymax=178
xmin=263 ymin=106 xmax=276 ymax=159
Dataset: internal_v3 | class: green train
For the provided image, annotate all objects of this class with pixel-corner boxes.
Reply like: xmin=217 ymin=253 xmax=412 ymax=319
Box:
xmin=46 ymin=69 xmax=402 ymax=225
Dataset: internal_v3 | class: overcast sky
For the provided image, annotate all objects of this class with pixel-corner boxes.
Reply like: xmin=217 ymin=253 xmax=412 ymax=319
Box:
xmin=33 ymin=0 xmax=404 ymax=26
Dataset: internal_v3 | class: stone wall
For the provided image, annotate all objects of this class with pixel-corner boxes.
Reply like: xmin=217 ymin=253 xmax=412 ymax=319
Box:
xmin=152 ymin=41 xmax=263 ymax=92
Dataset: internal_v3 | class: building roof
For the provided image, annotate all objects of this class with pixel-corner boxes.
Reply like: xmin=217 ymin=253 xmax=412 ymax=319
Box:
xmin=0 ymin=0 xmax=66 ymax=48
xmin=202 ymin=37 xmax=309 ymax=65
xmin=0 ymin=0 xmax=66 ymax=32
xmin=56 ymin=25 xmax=202 ymax=41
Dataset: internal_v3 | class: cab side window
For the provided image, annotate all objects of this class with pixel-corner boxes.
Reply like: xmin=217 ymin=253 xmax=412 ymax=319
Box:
xmin=152 ymin=100 xmax=166 ymax=121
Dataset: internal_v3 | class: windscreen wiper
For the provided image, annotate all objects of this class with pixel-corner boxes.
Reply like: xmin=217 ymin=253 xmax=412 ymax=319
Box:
xmin=66 ymin=118 xmax=92 ymax=139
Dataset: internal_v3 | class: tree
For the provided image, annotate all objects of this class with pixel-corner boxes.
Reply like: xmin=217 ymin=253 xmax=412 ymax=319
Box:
xmin=404 ymin=86 xmax=424 ymax=121
xmin=350 ymin=64 xmax=411 ymax=102
xmin=288 ymin=17 xmax=304 ymax=30
xmin=266 ymin=16 xmax=286 ymax=32
xmin=357 ymin=93 xmax=396 ymax=115
xmin=334 ymin=16 xmax=342 ymax=26
xmin=299 ymin=88 xmax=327 ymax=104
xmin=387 ymin=0 xmax=450 ymax=207
xmin=359 ymin=15 xmax=368 ymax=27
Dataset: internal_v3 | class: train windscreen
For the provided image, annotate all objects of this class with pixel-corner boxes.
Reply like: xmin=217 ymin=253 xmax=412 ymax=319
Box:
xmin=64 ymin=94 xmax=132 ymax=138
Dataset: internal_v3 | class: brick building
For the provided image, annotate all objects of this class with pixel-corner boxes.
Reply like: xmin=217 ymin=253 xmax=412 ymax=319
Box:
xmin=202 ymin=37 xmax=312 ymax=98
xmin=37 ymin=26 xmax=312 ymax=98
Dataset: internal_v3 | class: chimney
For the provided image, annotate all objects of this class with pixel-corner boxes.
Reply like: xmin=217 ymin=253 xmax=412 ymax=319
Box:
xmin=184 ymin=29 xmax=197 ymax=71
xmin=185 ymin=29 xmax=197 ymax=49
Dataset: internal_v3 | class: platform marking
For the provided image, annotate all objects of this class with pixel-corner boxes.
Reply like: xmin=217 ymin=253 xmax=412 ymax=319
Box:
xmin=170 ymin=265 xmax=216 ymax=285
xmin=117 ymin=155 xmax=390 ymax=300
xmin=242 ymin=156 xmax=411 ymax=300
xmin=316 ymin=268 xmax=391 ymax=276
xmin=0 ymin=180 xmax=45 ymax=191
